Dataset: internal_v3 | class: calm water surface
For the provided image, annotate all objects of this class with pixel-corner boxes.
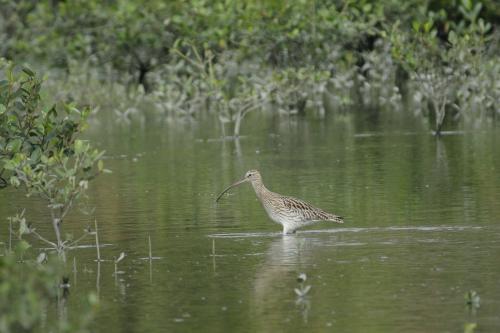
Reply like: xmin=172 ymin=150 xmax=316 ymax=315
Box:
xmin=1 ymin=112 xmax=500 ymax=332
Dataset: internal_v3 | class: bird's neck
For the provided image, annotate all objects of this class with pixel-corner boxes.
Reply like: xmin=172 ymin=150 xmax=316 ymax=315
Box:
xmin=251 ymin=179 xmax=269 ymax=199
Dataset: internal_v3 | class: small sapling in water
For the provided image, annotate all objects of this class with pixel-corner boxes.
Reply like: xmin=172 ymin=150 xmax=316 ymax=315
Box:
xmin=465 ymin=290 xmax=480 ymax=308
xmin=294 ymin=273 xmax=311 ymax=297
xmin=113 ymin=252 xmax=126 ymax=276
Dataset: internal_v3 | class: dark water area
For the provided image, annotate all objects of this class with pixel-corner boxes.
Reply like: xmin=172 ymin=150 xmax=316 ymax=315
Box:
xmin=1 ymin=111 xmax=500 ymax=332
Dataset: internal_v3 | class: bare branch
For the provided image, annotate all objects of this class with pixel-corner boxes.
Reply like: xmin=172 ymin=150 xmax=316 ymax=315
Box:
xmin=30 ymin=230 xmax=57 ymax=248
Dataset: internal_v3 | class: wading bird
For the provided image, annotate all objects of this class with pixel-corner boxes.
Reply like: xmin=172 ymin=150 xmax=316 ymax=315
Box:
xmin=216 ymin=170 xmax=344 ymax=234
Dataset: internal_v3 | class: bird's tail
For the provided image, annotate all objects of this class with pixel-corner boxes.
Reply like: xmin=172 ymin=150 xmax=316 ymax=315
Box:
xmin=328 ymin=214 xmax=344 ymax=224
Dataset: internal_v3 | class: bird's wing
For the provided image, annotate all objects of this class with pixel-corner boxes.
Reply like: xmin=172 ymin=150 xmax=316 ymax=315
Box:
xmin=280 ymin=195 xmax=343 ymax=223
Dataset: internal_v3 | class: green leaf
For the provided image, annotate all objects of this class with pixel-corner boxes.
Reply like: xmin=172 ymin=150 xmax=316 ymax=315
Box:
xmin=47 ymin=106 xmax=57 ymax=118
xmin=3 ymin=159 xmax=16 ymax=171
xmin=74 ymin=140 xmax=85 ymax=154
xmin=472 ymin=3 xmax=482 ymax=20
xmin=6 ymin=138 xmax=22 ymax=153
xmin=461 ymin=0 xmax=472 ymax=10
xmin=0 ymin=104 xmax=6 ymax=115
xmin=9 ymin=176 xmax=20 ymax=187
xmin=423 ymin=21 xmax=433 ymax=33
xmin=22 ymin=67 xmax=35 ymax=76
xmin=97 ymin=160 xmax=104 ymax=172
xmin=448 ymin=30 xmax=457 ymax=45
xmin=30 ymin=147 xmax=41 ymax=163
xmin=412 ymin=21 xmax=421 ymax=32
xmin=16 ymin=240 xmax=31 ymax=253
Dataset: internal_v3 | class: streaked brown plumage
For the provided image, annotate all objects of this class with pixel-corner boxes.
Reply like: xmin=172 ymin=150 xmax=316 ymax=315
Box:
xmin=216 ymin=170 xmax=344 ymax=234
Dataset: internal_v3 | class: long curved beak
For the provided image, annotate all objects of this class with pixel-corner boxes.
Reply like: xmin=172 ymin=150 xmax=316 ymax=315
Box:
xmin=216 ymin=178 xmax=248 ymax=202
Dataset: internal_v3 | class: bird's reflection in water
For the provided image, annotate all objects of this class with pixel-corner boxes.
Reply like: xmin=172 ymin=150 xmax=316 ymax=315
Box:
xmin=295 ymin=296 xmax=310 ymax=324
xmin=251 ymin=235 xmax=318 ymax=327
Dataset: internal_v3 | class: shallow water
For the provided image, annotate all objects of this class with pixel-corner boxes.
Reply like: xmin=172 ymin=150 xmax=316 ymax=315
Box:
xmin=1 ymin=111 xmax=500 ymax=332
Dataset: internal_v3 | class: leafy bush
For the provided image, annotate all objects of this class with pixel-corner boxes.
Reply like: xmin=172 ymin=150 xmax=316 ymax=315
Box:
xmin=0 ymin=0 xmax=498 ymax=133
xmin=390 ymin=12 xmax=499 ymax=134
xmin=0 ymin=59 xmax=104 ymax=257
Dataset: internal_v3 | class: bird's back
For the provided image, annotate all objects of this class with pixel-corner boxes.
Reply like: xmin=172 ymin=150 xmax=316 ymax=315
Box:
xmin=263 ymin=192 xmax=343 ymax=224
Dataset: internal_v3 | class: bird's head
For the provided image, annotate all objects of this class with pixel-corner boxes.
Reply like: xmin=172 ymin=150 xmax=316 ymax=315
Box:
xmin=244 ymin=169 xmax=261 ymax=182
xmin=216 ymin=169 xmax=262 ymax=202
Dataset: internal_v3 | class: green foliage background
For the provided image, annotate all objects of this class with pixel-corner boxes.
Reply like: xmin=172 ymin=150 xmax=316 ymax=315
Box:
xmin=1 ymin=0 xmax=498 ymax=82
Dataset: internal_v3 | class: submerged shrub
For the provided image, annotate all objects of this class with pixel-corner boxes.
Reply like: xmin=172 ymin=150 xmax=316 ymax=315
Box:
xmin=390 ymin=15 xmax=499 ymax=134
xmin=1 ymin=1 xmax=498 ymax=134
xmin=0 ymin=241 xmax=97 ymax=333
